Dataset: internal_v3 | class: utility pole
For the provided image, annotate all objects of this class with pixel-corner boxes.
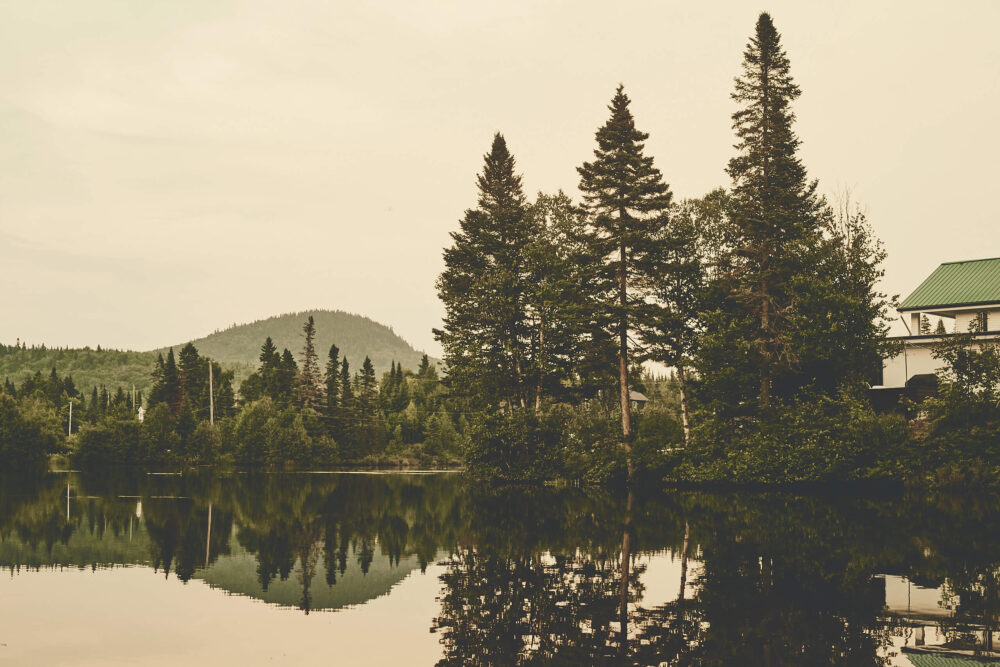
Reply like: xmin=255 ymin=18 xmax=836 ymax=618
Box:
xmin=209 ymin=362 xmax=215 ymax=426
xmin=67 ymin=401 xmax=72 ymax=437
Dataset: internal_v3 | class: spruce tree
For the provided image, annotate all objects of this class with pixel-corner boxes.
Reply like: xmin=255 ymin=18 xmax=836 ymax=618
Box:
xmin=577 ymin=85 xmax=672 ymax=476
xmin=920 ymin=314 xmax=932 ymax=335
xmin=435 ymin=133 xmax=533 ymax=410
xmin=324 ymin=344 xmax=340 ymax=418
xmin=298 ymin=315 xmax=323 ymax=412
xmin=358 ymin=356 xmax=378 ymax=436
xmin=276 ymin=349 xmax=299 ymax=405
xmin=935 ymin=319 xmax=947 ymax=335
xmin=339 ymin=358 xmax=355 ymax=451
xmin=417 ymin=354 xmax=431 ymax=379
xmin=178 ymin=343 xmax=206 ymax=418
xmin=724 ymin=12 xmax=822 ymax=409
xmin=149 ymin=349 xmax=182 ymax=415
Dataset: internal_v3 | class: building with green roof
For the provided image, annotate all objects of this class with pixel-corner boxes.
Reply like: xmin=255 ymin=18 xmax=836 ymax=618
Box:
xmin=879 ymin=258 xmax=1000 ymax=390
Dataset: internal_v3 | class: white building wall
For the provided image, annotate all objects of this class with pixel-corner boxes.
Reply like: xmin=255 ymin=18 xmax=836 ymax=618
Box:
xmin=881 ymin=343 xmax=944 ymax=388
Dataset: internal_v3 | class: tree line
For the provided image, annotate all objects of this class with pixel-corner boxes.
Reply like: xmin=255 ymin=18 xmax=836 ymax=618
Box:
xmin=58 ymin=314 xmax=462 ymax=468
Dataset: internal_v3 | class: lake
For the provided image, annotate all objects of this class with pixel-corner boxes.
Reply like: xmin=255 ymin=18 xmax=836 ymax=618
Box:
xmin=1 ymin=470 xmax=997 ymax=666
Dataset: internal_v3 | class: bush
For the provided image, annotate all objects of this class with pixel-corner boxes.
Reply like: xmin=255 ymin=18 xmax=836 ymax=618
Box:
xmin=141 ymin=404 xmax=181 ymax=463
xmin=0 ymin=392 xmax=61 ymax=470
xmin=73 ymin=418 xmax=142 ymax=467
xmin=465 ymin=410 xmax=563 ymax=482
xmin=675 ymin=389 xmax=911 ymax=483
xmin=224 ymin=398 xmax=320 ymax=467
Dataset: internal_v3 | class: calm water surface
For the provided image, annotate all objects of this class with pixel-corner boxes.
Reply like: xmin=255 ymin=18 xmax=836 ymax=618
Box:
xmin=1 ymin=470 xmax=998 ymax=666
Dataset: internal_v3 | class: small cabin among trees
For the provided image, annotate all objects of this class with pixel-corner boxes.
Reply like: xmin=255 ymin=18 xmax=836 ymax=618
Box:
xmin=877 ymin=258 xmax=1000 ymax=393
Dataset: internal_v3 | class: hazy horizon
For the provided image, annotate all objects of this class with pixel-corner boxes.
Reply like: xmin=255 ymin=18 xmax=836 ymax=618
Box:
xmin=3 ymin=0 xmax=999 ymax=355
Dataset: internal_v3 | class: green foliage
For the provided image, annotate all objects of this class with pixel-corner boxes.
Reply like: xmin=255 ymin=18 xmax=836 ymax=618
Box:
xmin=677 ymin=391 xmax=910 ymax=483
xmin=464 ymin=410 xmax=563 ymax=483
xmin=74 ymin=419 xmax=142 ymax=468
xmin=913 ymin=331 xmax=1000 ymax=482
xmin=0 ymin=391 xmax=61 ymax=470
xmin=225 ymin=398 xmax=337 ymax=467
xmin=140 ymin=403 xmax=181 ymax=463
xmin=435 ymin=133 xmax=535 ymax=410
xmin=0 ymin=342 xmax=157 ymax=395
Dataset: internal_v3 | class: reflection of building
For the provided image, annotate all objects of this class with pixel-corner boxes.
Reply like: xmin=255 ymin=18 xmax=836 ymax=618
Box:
xmin=874 ymin=259 xmax=1000 ymax=406
xmin=880 ymin=574 xmax=1000 ymax=663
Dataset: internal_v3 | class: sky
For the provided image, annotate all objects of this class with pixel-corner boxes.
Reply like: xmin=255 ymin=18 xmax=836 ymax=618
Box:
xmin=2 ymin=0 xmax=999 ymax=355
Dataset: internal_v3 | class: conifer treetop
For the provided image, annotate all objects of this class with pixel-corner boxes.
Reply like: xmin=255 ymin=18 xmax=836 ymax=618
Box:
xmin=577 ymin=85 xmax=671 ymax=221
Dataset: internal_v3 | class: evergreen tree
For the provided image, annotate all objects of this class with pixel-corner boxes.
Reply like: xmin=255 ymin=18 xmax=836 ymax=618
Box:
xmin=88 ymin=386 xmax=100 ymax=423
xmin=417 ymin=354 xmax=432 ymax=379
xmin=920 ymin=314 xmax=932 ymax=335
xmin=435 ymin=133 xmax=533 ymax=410
xmin=298 ymin=316 xmax=323 ymax=411
xmin=276 ymin=349 xmax=299 ymax=405
xmin=339 ymin=358 xmax=355 ymax=450
xmin=357 ymin=356 xmax=380 ymax=453
xmin=149 ymin=349 xmax=182 ymax=415
xmin=717 ymin=12 xmax=823 ymax=410
xmin=935 ymin=319 xmax=947 ymax=335
xmin=695 ymin=15 xmax=896 ymax=448
xmin=577 ymin=84 xmax=672 ymax=477
xmin=178 ymin=343 xmax=207 ymax=418
xmin=324 ymin=344 xmax=340 ymax=418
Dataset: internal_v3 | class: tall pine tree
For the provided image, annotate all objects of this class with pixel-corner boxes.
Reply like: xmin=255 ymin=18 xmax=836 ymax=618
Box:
xmin=298 ymin=315 xmax=323 ymax=412
xmin=577 ymin=85 xmax=672 ymax=477
xmin=723 ymin=12 xmax=822 ymax=410
xmin=435 ymin=133 xmax=533 ymax=411
xmin=324 ymin=344 xmax=340 ymax=419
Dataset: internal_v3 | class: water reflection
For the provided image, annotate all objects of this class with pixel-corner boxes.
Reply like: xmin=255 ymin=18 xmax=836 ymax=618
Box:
xmin=2 ymin=472 xmax=1000 ymax=665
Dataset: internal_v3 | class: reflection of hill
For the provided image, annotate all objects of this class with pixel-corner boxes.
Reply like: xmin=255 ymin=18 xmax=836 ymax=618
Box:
xmin=196 ymin=542 xmax=436 ymax=611
xmin=0 ymin=526 xmax=150 ymax=570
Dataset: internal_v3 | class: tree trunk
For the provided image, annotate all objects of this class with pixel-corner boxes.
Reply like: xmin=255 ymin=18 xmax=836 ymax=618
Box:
xmin=677 ymin=365 xmax=691 ymax=446
xmin=759 ymin=288 xmax=771 ymax=409
xmin=535 ymin=315 xmax=544 ymax=412
xmin=618 ymin=489 xmax=633 ymax=657
xmin=678 ymin=520 xmax=690 ymax=602
xmin=618 ymin=243 xmax=633 ymax=481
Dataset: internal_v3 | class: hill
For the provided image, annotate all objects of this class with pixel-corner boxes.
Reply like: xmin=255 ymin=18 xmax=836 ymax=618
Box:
xmin=2 ymin=310 xmax=433 ymax=395
xmin=0 ymin=343 xmax=158 ymax=395
xmin=159 ymin=310 xmax=430 ymax=382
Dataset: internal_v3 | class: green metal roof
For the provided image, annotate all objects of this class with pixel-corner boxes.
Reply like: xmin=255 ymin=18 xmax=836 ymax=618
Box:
xmin=899 ymin=258 xmax=1000 ymax=311
xmin=906 ymin=652 xmax=996 ymax=666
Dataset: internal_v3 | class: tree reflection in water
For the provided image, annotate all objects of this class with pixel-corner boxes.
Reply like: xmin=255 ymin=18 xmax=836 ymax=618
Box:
xmin=2 ymin=472 xmax=1000 ymax=664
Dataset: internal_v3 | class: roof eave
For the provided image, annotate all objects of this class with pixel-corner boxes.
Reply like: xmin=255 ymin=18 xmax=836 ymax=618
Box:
xmin=898 ymin=300 xmax=1000 ymax=313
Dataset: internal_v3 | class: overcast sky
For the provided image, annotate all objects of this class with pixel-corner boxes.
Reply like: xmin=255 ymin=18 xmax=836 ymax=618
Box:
xmin=2 ymin=0 xmax=998 ymax=354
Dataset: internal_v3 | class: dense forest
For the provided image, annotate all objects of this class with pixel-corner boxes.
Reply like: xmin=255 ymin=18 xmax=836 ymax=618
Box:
xmin=0 ymin=312 xmax=462 ymax=470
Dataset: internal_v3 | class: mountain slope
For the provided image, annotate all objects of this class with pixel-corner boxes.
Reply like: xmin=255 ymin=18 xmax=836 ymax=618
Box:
xmin=162 ymin=310 xmax=430 ymax=377
xmin=2 ymin=310 xmax=433 ymax=395
xmin=0 ymin=344 xmax=157 ymax=394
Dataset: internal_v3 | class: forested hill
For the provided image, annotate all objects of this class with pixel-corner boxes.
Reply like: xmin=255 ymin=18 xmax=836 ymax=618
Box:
xmin=0 ymin=344 xmax=157 ymax=394
xmin=158 ymin=310 xmax=430 ymax=377
xmin=2 ymin=310 xmax=432 ymax=394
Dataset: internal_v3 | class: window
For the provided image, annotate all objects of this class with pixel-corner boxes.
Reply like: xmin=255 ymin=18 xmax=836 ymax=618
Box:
xmin=976 ymin=311 xmax=989 ymax=333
